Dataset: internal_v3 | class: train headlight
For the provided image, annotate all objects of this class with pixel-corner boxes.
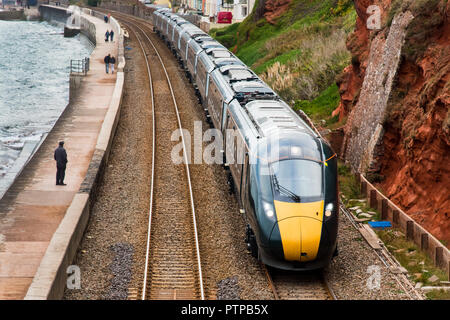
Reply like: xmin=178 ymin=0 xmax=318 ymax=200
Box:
xmin=263 ymin=201 xmax=275 ymax=219
xmin=325 ymin=203 xmax=334 ymax=217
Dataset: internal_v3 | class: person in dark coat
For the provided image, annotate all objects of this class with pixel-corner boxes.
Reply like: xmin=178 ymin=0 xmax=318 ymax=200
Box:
xmin=54 ymin=141 xmax=68 ymax=186
xmin=105 ymin=30 xmax=110 ymax=42
xmin=109 ymin=56 xmax=116 ymax=74
xmin=109 ymin=29 xmax=114 ymax=42
xmin=104 ymin=54 xmax=111 ymax=73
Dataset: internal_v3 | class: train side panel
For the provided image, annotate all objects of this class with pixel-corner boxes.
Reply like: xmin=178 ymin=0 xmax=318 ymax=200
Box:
xmin=186 ymin=41 xmax=202 ymax=81
xmin=195 ymin=53 xmax=212 ymax=104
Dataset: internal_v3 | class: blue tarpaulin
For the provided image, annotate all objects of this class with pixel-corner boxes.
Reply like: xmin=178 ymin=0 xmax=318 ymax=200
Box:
xmin=368 ymin=221 xmax=392 ymax=229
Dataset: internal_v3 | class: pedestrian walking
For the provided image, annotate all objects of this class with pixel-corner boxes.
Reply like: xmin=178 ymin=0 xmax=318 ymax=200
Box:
xmin=109 ymin=29 xmax=114 ymax=42
xmin=54 ymin=141 xmax=68 ymax=186
xmin=104 ymin=15 xmax=108 ymax=23
xmin=105 ymin=30 xmax=110 ymax=42
xmin=104 ymin=54 xmax=111 ymax=73
xmin=107 ymin=13 xmax=111 ymax=23
xmin=110 ymin=56 xmax=116 ymax=74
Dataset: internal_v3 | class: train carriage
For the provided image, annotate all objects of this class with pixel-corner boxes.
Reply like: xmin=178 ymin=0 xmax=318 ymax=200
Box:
xmin=159 ymin=12 xmax=173 ymax=40
xmin=167 ymin=16 xmax=189 ymax=45
xmin=195 ymin=48 xmax=237 ymax=103
xmin=223 ymin=99 xmax=339 ymax=270
xmin=151 ymin=9 xmax=339 ymax=271
xmin=173 ymin=23 xmax=192 ymax=52
xmin=178 ymin=27 xmax=208 ymax=66
xmin=186 ymin=40 xmax=224 ymax=83
xmin=206 ymin=67 xmax=276 ymax=131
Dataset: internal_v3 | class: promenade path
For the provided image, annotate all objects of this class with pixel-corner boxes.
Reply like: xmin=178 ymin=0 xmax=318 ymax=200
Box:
xmin=0 ymin=11 xmax=118 ymax=299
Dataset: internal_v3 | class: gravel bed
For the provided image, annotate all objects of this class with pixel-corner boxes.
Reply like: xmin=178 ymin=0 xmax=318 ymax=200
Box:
xmin=217 ymin=276 xmax=241 ymax=300
xmin=326 ymin=210 xmax=421 ymax=299
xmin=63 ymin=33 xmax=152 ymax=300
xmin=103 ymin=243 xmax=134 ymax=300
xmin=145 ymin=30 xmax=274 ymax=300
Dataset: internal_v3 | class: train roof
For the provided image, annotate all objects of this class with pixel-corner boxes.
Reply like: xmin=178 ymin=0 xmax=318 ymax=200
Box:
xmin=195 ymin=35 xmax=214 ymax=42
xmin=181 ymin=26 xmax=206 ymax=37
xmin=155 ymin=8 xmax=171 ymax=13
xmin=231 ymin=81 xmax=274 ymax=94
xmin=170 ymin=16 xmax=188 ymax=25
xmin=219 ymin=64 xmax=255 ymax=74
xmin=244 ymin=100 xmax=318 ymax=139
xmin=220 ymin=68 xmax=256 ymax=82
xmin=211 ymin=69 xmax=277 ymax=106
xmin=214 ymin=57 xmax=245 ymax=67
xmin=200 ymin=41 xmax=224 ymax=48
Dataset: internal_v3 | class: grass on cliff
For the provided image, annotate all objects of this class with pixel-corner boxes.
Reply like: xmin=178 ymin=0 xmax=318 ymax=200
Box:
xmin=377 ymin=228 xmax=450 ymax=300
xmin=210 ymin=0 xmax=356 ymax=124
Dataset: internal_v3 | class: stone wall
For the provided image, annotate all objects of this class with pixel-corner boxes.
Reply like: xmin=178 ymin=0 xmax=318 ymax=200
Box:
xmin=38 ymin=4 xmax=71 ymax=24
xmin=342 ymin=11 xmax=415 ymax=174
xmin=99 ymin=0 xmax=154 ymax=20
xmin=0 ymin=9 xmax=25 ymax=20
xmin=359 ymin=174 xmax=450 ymax=281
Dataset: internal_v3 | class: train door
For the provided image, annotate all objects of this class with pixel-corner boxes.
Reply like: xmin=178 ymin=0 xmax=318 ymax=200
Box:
xmin=240 ymin=152 xmax=249 ymax=212
xmin=205 ymin=73 xmax=210 ymax=102
xmin=220 ymin=102 xmax=227 ymax=132
xmin=225 ymin=112 xmax=245 ymax=205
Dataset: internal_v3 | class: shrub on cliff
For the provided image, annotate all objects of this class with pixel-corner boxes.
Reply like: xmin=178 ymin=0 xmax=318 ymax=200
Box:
xmin=210 ymin=0 xmax=356 ymax=124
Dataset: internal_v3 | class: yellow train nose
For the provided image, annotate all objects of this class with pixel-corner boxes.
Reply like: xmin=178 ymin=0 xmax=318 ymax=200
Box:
xmin=274 ymin=200 xmax=324 ymax=262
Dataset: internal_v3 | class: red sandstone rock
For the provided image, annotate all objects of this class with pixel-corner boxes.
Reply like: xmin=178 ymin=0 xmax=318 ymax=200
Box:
xmin=339 ymin=0 xmax=449 ymax=247
xmin=263 ymin=0 xmax=292 ymax=25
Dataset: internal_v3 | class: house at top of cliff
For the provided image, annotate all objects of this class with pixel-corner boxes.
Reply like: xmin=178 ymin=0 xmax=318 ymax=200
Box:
xmin=180 ymin=0 xmax=256 ymax=22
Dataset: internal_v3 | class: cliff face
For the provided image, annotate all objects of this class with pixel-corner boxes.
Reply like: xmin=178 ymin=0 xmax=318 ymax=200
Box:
xmin=261 ymin=0 xmax=293 ymax=24
xmin=337 ymin=0 xmax=450 ymax=246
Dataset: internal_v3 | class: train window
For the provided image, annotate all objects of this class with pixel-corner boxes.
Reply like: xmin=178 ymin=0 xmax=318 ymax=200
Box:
xmin=270 ymin=159 xmax=322 ymax=200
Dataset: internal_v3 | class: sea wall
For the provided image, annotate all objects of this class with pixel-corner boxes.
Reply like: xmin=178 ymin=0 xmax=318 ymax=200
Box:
xmin=24 ymin=7 xmax=125 ymax=300
xmin=38 ymin=5 xmax=71 ymax=24
xmin=0 ymin=9 xmax=25 ymax=20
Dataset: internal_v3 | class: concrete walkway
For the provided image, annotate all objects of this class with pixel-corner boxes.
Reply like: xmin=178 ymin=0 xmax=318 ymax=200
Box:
xmin=0 ymin=11 xmax=118 ymax=299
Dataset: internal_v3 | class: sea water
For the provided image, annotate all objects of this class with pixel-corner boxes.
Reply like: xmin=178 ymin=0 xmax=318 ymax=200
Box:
xmin=0 ymin=20 xmax=93 ymax=179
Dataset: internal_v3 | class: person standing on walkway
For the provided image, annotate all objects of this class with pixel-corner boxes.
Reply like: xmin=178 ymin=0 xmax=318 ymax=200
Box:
xmin=105 ymin=30 xmax=110 ymax=42
xmin=54 ymin=141 xmax=68 ymax=186
xmin=110 ymin=55 xmax=116 ymax=74
xmin=104 ymin=54 xmax=111 ymax=73
xmin=104 ymin=15 xmax=108 ymax=23
xmin=109 ymin=29 xmax=114 ymax=42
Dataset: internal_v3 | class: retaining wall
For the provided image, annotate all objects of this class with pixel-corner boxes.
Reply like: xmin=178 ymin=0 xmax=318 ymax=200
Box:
xmin=99 ymin=0 xmax=154 ymax=20
xmin=359 ymin=174 xmax=450 ymax=281
xmin=0 ymin=9 xmax=25 ymax=20
xmin=24 ymin=7 xmax=125 ymax=300
xmin=38 ymin=5 xmax=71 ymax=24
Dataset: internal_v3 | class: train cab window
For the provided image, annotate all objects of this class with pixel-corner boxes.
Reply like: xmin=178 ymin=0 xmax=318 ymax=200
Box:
xmin=270 ymin=159 xmax=322 ymax=202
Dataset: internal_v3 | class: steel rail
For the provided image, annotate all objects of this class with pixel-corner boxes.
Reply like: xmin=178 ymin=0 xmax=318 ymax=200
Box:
xmin=125 ymin=23 xmax=156 ymax=301
xmin=117 ymin=15 xmax=205 ymax=300
xmin=261 ymin=263 xmax=335 ymax=300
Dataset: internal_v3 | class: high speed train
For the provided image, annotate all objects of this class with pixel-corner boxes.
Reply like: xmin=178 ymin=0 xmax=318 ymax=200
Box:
xmin=152 ymin=9 xmax=339 ymax=270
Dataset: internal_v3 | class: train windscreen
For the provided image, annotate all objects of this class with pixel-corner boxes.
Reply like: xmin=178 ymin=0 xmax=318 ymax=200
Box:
xmin=270 ymin=159 xmax=322 ymax=201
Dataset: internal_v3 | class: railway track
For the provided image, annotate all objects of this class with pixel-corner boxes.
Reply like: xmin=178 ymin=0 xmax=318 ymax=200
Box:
xmin=262 ymin=264 xmax=336 ymax=300
xmin=108 ymin=11 xmax=340 ymax=301
xmin=113 ymin=14 xmax=205 ymax=300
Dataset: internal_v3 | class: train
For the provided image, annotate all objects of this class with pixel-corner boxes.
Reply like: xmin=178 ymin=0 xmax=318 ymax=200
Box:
xmin=152 ymin=8 xmax=339 ymax=271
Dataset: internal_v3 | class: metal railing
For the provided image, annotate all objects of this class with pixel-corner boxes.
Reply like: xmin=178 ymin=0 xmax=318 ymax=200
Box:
xmin=70 ymin=57 xmax=90 ymax=75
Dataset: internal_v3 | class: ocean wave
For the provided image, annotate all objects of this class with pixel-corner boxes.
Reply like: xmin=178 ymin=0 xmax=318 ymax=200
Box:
xmin=0 ymin=20 xmax=92 ymax=181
